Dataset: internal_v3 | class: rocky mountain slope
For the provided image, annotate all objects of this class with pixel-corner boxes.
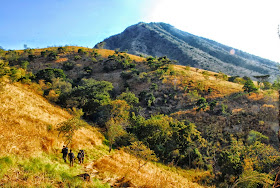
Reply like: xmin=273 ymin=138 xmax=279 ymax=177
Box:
xmin=98 ymin=22 xmax=279 ymax=81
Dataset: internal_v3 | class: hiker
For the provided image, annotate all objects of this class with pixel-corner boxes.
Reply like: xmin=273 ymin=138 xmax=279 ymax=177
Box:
xmin=77 ymin=151 xmax=83 ymax=164
xmin=80 ymin=150 xmax=85 ymax=164
xmin=61 ymin=145 xmax=68 ymax=163
xmin=77 ymin=150 xmax=85 ymax=164
xmin=68 ymin=149 xmax=75 ymax=167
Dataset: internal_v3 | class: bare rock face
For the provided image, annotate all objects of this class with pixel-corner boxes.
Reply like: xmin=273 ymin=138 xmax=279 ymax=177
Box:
xmin=97 ymin=22 xmax=278 ymax=81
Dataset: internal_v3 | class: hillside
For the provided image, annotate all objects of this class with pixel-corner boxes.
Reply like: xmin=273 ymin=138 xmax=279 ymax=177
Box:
xmin=0 ymin=72 xmax=204 ymax=187
xmin=97 ymin=22 xmax=279 ymax=81
xmin=1 ymin=46 xmax=279 ymax=187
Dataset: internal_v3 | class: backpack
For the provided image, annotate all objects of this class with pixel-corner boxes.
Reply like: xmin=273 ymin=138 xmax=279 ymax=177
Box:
xmin=69 ymin=152 xmax=75 ymax=160
xmin=80 ymin=150 xmax=85 ymax=157
xmin=77 ymin=152 xmax=82 ymax=159
xmin=62 ymin=147 xmax=68 ymax=154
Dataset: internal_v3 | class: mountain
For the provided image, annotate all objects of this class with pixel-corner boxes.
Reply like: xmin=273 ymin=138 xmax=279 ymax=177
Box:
xmin=97 ymin=22 xmax=279 ymax=81
xmin=1 ymin=46 xmax=279 ymax=187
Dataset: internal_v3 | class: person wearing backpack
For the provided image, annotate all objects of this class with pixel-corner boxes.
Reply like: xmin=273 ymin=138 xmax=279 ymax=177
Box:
xmin=80 ymin=150 xmax=85 ymax=164
xmin=68 ymin=150 xmax=75 ymax=167
xmin=61 ymin=145 xmax=68 ymax=163
xmin=77 ymin=151 xmax=83 ymax=164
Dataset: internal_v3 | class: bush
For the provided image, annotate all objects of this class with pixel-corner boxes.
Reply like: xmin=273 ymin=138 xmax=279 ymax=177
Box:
xmin=58 ymin=47 xmax=66 ymax=54
xmin=74 ymin=55 xmax=82 ymax=60
xmin=121 ymin=70 xmax=133 ymax=80
xmin=48 ymin=51 xmax=59 ymax=61
xmin=117 ymin=91 xmax=139 ymax=107
xmin=243 ymin=79 xmax=258 ymax=93
xmin=78 ymin=48 xmax=85 ymax=54
xmin=41 ymin=51 xmax=46 ymax=57
xmin=62 ymin=61 xmax=75 ymax=71
xmin=83 ymin=66 xmax=93 ymax=75
xmin=28 ymin=54 xmax=36 ymax=61
xmin=36 ymin=68 xmax=66 ymax=83
xmin=20 ymin=60 xmax=29 ymax=69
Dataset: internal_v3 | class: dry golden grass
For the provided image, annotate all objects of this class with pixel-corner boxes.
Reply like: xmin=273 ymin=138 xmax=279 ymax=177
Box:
xmin=14 ymin=46 xmax=145 ymax=62
xmin=54 ymin=57 xmax=68 ymax=63
xmin=172 ymin=65 xmax=243 ymax=98
xmin=95 ymin=49 xmax=145 ymax=62
xmin=0 ymin=83 xmax=103 ymax=155
xmin=89 ymin=150 xmax=206 ymax=188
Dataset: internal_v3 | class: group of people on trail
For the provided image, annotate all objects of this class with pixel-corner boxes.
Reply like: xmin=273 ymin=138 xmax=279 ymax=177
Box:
xmin=61 ymin=145 xmax=85 ymax=167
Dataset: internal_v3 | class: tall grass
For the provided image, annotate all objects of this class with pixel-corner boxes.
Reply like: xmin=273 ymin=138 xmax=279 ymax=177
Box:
xmin=91 ymin=150 xmax=207 ymax=188
xmin=0 ymin=153 xmax=110 ymax=187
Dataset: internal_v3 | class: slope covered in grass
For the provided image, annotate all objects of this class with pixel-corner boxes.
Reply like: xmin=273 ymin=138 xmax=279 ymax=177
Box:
xmin=0 ymin=82 xmax=210 ymax=187
xmin=0 ymin=82 xmax=103 ymax=155
xmin=2 ymin=46 xmax=279 ymax=187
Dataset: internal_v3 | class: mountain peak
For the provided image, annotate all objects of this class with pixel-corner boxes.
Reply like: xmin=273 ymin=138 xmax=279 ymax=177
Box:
xmin=97 ymin=22 xmax=278 ymax=81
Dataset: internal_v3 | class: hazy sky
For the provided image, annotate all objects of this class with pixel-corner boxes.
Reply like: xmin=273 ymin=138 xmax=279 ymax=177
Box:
xmin=1 ymin=0 xmax=280 ymax=62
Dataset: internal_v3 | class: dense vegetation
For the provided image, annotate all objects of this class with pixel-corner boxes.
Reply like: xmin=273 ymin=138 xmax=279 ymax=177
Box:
xmin=0 ymin=46 xmax=279 ymax=187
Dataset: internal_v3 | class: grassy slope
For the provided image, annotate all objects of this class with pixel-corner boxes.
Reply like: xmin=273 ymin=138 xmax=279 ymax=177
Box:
xmin=15 ymin=46 xmax=145 ymax=62
xmin=4 ymin=46 xmax=278 ymax=186
xmin=0 ymin=82 xmax=205 ymax=187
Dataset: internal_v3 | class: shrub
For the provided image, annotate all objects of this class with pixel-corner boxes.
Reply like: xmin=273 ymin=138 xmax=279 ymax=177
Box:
xmin=28 ymin=54 xmax=36 ymax=61
xmin=41 ymin=51 xmax=46 ymax=57
xmin=83 ymin=66 xmax=93 ymax=75
xmin=91 ymin=57 xmax=97 ymax=63
xmin=243 ymin=79 xmax=258 ymax=93
xmin=35 ymin=68 xmax=66 ymax=83
xmin=117 ymin=91 xmax=139 ymax=107
xmin=78 ymin=48 xmax=85 ymax=54
xmin=121 ymin=70 xmax=133 ymax=80
xmin=59 ymin=78 xmax=113 ymax=119
xmin=74 ymin=55 xmax=82 ymax=60
xmin=62 ymin=61 xmax=75 ymax=71
xmin=150 ymin=83 xmax=158 ymax=91
xmin=58 ymin=47 xmax=66 ymax=54
xmin=48 ymin=51 xmax=59 ymax=61
xmin=20 ymin=60 xmax=29 ymax=69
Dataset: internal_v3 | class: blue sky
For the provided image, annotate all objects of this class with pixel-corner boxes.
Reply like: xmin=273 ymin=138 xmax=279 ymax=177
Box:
xmin=0 ymin=0 xmax=149 ymax=48
xmin=1 ymin=0 xmax=280 ymax=62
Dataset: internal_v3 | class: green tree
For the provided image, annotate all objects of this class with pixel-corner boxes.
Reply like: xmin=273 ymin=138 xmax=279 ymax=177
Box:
xmin=130 ymin=114 xmax=205 ymax=168
xmin=20 ymin=60 xmax=29 ymax=69
xmin=242 ymin=79 xmax=258 ymax=93
xmin=0 ymin=60 xmax=11 ymax=79
xmin=247 ymin=130 xmax=268 ymax=145
xmin=60 ymin=78 xmax=113 ymax=119
xmin=209 ymin=100 xmax=217 ymax=111
xmin=217 ymin=138 xmax=244 ymax=177
xmin=117 ymin=90 xmax=139 ymax=107
xmin=62 ymin=61 xmax=75 ymax=71
xmin=78 ymin=48 xmax=85 ymax=54
xmin=106 ymin=100 xmax=130 ymax=152
xmin=51 ymin=77 xmax=72 ymax=95
xmin=106 ymin=118 xmax=126 ymax=152
xmin=35 ymin=68 xmax=66 ymax=83
xmin=196 ymin=97 xmax=208 ymax=111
